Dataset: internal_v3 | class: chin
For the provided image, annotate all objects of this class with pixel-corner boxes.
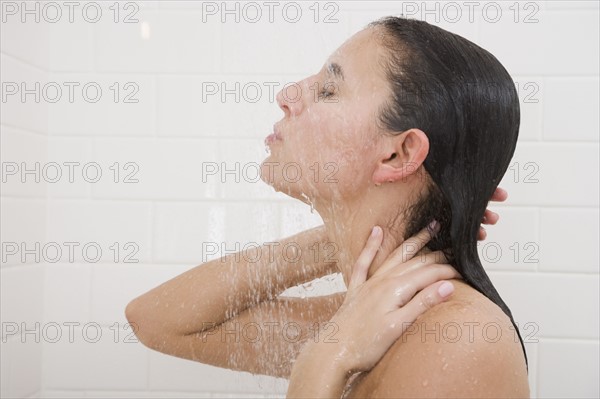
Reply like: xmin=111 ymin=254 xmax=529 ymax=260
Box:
xmin=261 ymin=170 xmax=315 ymax=203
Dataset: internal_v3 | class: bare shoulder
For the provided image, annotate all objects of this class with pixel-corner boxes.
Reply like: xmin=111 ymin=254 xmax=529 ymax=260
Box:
xmin=345 ymin=279 xmax=529 ymax=398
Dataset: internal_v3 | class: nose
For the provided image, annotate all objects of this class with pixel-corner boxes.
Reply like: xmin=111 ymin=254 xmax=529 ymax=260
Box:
xmin=276 ymin=83 xmax=304 ymax=117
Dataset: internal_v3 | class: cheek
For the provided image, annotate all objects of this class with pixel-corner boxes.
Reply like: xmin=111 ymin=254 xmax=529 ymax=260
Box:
xmin=307 ymin=127 xmax=376 ymax=189
xmin=332 ymin=134 xmax=382 ymax=191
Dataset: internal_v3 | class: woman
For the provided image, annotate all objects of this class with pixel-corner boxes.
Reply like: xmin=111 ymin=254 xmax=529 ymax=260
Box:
xmin=126 ymin=16 xmax=529 ymax=398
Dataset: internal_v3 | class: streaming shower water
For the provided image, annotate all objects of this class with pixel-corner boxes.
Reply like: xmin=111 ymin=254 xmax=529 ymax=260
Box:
xmin=300 ymin=192 xmax=315 ymax=213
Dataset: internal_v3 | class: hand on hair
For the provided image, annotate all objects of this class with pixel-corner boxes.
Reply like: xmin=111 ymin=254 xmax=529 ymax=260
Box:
xmin=478 ymin=187 xmax=507 ymax=241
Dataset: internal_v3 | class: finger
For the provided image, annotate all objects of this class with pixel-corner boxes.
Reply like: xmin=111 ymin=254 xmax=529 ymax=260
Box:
xmin=389 ymin=250 xmax=450 ymax=277
xmin=348 ymin=226 xmax=383 ymax=291
xmin=481 ymin=209 xmax=499 ymax=225
xmin=376 ymin=221 xmax=440 ymax=277
xmin=390 ymin=264 xmax=462 ymax=306
xmin=392 ymin=280 xmax=455 ymax=326
xmin=477 ymin=226 xmax=487 ymax=241
xmin=490 ymin=187 xmax=508 ymax=202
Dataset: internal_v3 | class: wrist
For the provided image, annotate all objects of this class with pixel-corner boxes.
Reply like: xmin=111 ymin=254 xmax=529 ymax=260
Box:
xmin=287 ymin=341 xmax=352 ymax=398
xmin=299 ymin=339 xmax=354 ymax=378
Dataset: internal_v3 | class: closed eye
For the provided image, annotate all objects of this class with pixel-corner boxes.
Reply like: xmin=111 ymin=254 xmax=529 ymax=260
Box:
xmin=317 ymin=82 xmax=337 ymax=99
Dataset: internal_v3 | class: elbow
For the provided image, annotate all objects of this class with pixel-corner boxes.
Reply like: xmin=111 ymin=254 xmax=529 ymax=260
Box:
xmin=124 ymin=299 xmax=152 ymax=349
xmin=124 ymin=298 xmax=140 ymax=327
xmin=124 ymin=298 xmax=175 ymax=353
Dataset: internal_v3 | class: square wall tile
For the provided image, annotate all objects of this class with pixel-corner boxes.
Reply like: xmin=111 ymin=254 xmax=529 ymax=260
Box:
xmin=537 ymin=339 xmax=599 ymax=398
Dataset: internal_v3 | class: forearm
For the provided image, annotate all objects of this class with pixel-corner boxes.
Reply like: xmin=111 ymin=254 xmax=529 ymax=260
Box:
xmin=287 ymin=341 xmax=351 ymax=398
xmin=125 ymin=224 xmax=338 ymax=338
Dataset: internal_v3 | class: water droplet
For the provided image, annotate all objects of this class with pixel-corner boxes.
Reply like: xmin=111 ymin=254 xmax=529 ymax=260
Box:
xmin=422 ymin=379 xmax=429 ymax=387
xmin=436 ymin=348 xmax=442 ymax=355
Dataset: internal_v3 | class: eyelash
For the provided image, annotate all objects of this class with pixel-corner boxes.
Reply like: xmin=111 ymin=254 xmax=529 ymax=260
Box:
xmin=318 ymin=85 xmax=336 ymax=99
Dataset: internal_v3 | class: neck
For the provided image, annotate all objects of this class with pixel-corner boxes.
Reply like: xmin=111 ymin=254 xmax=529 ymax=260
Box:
xmin=313 ymin=186 xmax=413 ymax=287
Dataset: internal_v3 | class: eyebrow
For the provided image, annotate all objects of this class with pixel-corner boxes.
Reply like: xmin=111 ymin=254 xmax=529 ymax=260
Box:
xmin=326 ymin=62 xmax=345 ymax=81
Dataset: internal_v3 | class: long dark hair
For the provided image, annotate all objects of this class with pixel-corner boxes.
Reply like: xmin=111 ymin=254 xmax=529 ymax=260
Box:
xmin=368 ymin=16 xmax=528 ymax=370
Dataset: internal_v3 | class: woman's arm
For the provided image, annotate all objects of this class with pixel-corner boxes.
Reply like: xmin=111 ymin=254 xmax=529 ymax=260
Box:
xmin=125 ymin=224 xmax=343 ymax=375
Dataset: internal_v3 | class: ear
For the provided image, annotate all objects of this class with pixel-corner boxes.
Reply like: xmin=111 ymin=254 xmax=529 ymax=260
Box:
xmin=372 ymin=129 xmax=429 ymax=185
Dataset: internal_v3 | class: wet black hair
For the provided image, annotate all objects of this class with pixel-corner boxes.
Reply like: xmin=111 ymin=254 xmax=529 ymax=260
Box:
xmin=368 ymin=16 xmax=528 ymax=371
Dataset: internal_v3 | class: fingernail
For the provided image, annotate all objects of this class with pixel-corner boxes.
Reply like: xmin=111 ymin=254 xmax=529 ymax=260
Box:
xmin=438 ymin=281 xmax=454 ymax=298
xmin=371 ymin=226 xmax=381 ymax=237
xmin=428 ymin=220 xmax=440 ymax=234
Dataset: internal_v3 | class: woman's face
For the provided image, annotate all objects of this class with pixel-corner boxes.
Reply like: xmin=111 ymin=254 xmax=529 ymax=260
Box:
xmin=261 ymin=28 xmax=392 ymax=204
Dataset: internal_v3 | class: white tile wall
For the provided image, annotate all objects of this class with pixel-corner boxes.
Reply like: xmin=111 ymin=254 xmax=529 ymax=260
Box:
xmin=42 ymin=325 xmax=149 ymax=391
xmin=220 ymin=14 xmax=350 ymax=75
xmin=0 ymin=126 xmax=48 ymax=198
xmin=91 ymin=137 xmax=221 ymax=200
xmin=479 ymin=9 xmax=599 ymax=76
xmin=544 ymin=77 xmax=600 ymax=141
xmin=498 ymin=142 xmax=599 ymax=207
xmin=47 ymin=73 xmax=157 ymax=137
xmin=46 ymin=199 xmax=153 ymax=263
xmin=46 ymin=137 xmax=92 ymax=198
xmin=42 ymin=263 xmax=92 ymax=324
xmin=2 ymin=334 xmax=44 ymax=398
xmin=539 ymin=208 xmax=600 ymax=273
xmin=515 ymin=76 xmax=544 ymax=141
xmin=156 ymin=75 xmax=289 ymax=139
xmin=0 ymin=265 xmax=45 ymax=398
xmin=0 ymin=54 xmax=49 ymax=134
xmin=0 ymin=11 xmax=49 ymax=69
xmin=93 ymin=10 xmax=221 ymax=73
xmin=1 ymin=6 xmax=49 ymax=396
xmin=479 ymin=206 xmax=539 ymax=272
xmin=1 ymin=1 xmax=598 ymax=398
xmin=489 ymin=272 xmax=599 ymax=340
xmin=537 ymin=339 xmax=600 ymax=398
xmin=147 ymin=350 xmax=288 ymax=394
